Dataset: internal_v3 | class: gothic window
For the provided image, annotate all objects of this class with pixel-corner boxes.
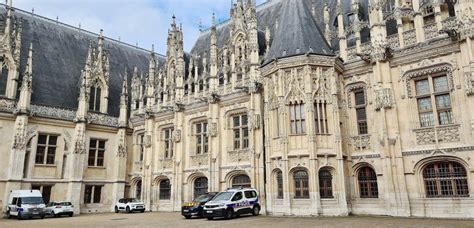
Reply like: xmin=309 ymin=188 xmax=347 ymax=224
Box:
xmin=206 ymin=78 xmax=210 ymax=90
xmin=415 ymin=75 xmax=453 ymax=127
xmin=219 ymin=73 xmax=225 ymax=85
xmin=190 ymin=83 xmax=195 ymax=93
xmin=89 ymin=86 xmax=102 ymax=112
xmin=88 ymin=139 xmax=106 ymax=167
xmin=232 ymin=114 xmax=249 ymax=150
xmin=319 ymin=169 xmax=333 ymax=199
xmin=198 ymin=80 xmax=204 ymax=91
xmin=184 ymin=84 xmax=189 ymax=95
xmin=32 ymin=185 xmax=52 ymax=204
xmin=232 ymin=175 xmax=251 ymax=188
xmin=446 ymin=1 xmax=456 ymax=17
xmin=358 ymin=166 xmax=378 ymax=198
xmin=138 ymin=134 xmax=145 ymax=162
xmin=423 ymin=161 xmax=469 ymax=198
xmin=194 ymin=177 xmax=208 ymax=198
xmin=195 ymin=122 xmax=208 ymax=155
xmin=35 ymin=134 xmax=58 ymax=165
xmin=159 ymin=179 xmax=171 ymax=200
xmin=354 ymin=90 xmax=368 ymax=135
xmin=84 ymin=185 xmax=102 ymax=204
xmin=276 ymin=170 xmax=283 ymax=199
xmin=294 ymin=170 xmax=309 ymax=199
xmin=422 ymin=5 xmax=436 ymax=24
xmin=0 ymin=65 xmax=9 ymax=96
xmin=135 ymin=180 xmax=142 ymax=200
xmin=314 ymin=102 xmax=329 ymax=134
xmin=163 ymin=128 xmax=174 ymax=158
xmin=289 ymin=102 xmax=306 ymax=134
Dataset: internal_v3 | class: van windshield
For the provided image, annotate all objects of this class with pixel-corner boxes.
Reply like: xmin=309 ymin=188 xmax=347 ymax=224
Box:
xmin=21 ymin=197 xmax=44 ymax=204
xmin=211 ymin=192 xmax=234 ymax=201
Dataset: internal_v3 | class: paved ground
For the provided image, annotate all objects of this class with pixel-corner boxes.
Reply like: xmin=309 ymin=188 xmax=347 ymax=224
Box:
xmin=0 ymin=212 xmax=473 ymax=228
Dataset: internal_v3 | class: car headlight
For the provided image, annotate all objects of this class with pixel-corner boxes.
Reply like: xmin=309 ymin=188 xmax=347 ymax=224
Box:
xmin=218 ymin=203 xmax=225 ymax=207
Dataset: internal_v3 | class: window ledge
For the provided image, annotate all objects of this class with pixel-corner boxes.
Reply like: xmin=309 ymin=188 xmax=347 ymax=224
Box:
xmin=35 ymin=164 xmax=57 ymax=167
xmin=228 ymin=149 xmax=250 ymax=153
xmin=87 ymin=166 xmax=106 ymax=170
xmin=289 ymin=134 xmax=307 ymax=137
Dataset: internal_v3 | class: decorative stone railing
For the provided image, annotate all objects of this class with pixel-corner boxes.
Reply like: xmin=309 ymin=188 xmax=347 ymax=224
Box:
xmin=402 ymin=29 xmax=417 ymax=46
xmin=346 ymin=46 xmax=357 ymax=60
xmin=424 ymin=23 xmax=438 ymax=40
xmin=414 ymin=124 xmax=461 ymax=145
xmin=387 ymin=34 xmax=400 ymax=49
xmin=360 ymin=42 xmax=372 ymax=54
xmin=88 ymin=112 xmax=119 ymax=127
xmin=0 ymin=97 xmax=17 ymax=113
xmin=351 ymin=135 xmax=372 ymax=151
xmin=30 ymin=104 xmax=76 ymax=121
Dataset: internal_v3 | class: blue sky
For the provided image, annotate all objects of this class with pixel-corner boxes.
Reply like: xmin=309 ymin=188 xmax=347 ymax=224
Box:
xmin=14 ymin=0 xmax=266 ymax=54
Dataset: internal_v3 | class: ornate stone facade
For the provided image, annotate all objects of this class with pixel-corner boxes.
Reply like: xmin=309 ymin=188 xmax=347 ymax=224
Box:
xmin=0 ymin=0 xmax=474 ymax=220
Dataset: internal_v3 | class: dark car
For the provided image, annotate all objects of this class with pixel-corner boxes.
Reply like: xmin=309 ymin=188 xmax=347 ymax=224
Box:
xmin=181 ymin=192 xmax=218 ymax=219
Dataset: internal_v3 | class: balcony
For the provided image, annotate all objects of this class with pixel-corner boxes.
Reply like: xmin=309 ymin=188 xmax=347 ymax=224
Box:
xmin=423 ymin=23 xmax=438 ymax=40
xmin=387 ymin=34 xmax=400 ymax=49
xmin=413 ymin=124 xmax=461 ymax=146
xmin=351 ymin=135 xmax=372 ymax=151
xmin=402 ymin=29 xmax=417 ymax=46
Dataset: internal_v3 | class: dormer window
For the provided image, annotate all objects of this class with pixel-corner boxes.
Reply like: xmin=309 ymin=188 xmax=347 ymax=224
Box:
xmin=0 ymin=65 xmax=9 ymax=96
xmin=89 ymin=86 xmax=102 ymax=112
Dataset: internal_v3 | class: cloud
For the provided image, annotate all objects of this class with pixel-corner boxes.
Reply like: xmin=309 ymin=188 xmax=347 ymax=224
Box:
xmin=13 ymin=0 xmax=267 ymax=54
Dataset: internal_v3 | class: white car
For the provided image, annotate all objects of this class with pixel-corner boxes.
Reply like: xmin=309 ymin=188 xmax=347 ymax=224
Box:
xmin=203 ymin=188 xmax=260 ymax=220
xmin=45 ymin=201 xmax=74 ymax=217
xmin=114 ymin=198 xmax=145 ymax=213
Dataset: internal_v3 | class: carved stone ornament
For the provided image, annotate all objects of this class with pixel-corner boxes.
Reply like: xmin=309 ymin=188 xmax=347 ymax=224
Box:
xmin=191 ymin=154 xmax=209 ymax=167
xmin=249 ymin=114 xmax=261 ymax=130
xmin=72 ymin=127 xmax=87 ymax=154
xmin=207 ymin=92 xmax=220 ymax=104
xmin=228 ymin=150 xmax=250 ymax=163
xmin=208 ymin=122 xmax=218 ymax=137
xmin=0 ymin=97 xmax=17 ymax=113
xmin=374 ymin=88 xmax=394 ymax=110
xmin=12 ymin=123 xmax=37 ymax=150
xmin=144 ymin=134 xmax=152 ymax=148
xmin=30 ymin=104 xmax=76 ymax=121
xmin=117 ymin=131 xmax=127 ymax=157
xmin=172 ymin=129 xmax=181 ymax=142
xmin=285 ymin=70 xmax=306 ymax=102
xmin=465 ymin=71 xmax=474 ymax=96
xmin=351 ymin=135 xmax=372 ymax=151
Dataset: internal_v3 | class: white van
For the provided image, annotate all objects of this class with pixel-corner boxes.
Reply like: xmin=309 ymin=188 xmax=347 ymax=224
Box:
xmin=5 ymin=190 xmax=46 ymax=220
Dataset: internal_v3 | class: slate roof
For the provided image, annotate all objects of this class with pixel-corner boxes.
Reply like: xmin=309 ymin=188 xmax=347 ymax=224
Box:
xmin=264 ymin=0 xmax=334 ymax=63
xmin=1 ymin=6 xmax=165 ymax=117
xmin=191 ymin=0 xmax=371 ymax=63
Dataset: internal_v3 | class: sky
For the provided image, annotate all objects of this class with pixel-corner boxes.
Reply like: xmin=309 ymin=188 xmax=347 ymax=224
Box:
xmin=13 ymin=0 xmax=267 ymax=54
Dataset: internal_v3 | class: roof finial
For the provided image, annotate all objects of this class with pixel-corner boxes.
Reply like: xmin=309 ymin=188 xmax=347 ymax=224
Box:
xmin=199 ymin=19 xmax=203 ymax=32
xmin=151 ymin=44 xmax=155 ymax=53
xmin=212 ymin=12 xmax=216 ymax=27
xmin=31 ymin=8 xmax=34 ymax=15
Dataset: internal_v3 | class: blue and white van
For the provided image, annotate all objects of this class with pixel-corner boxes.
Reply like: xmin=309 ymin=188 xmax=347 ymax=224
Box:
xmin=203 ymin=188 xmax=260 ymax=220
xmin=5 ymin=190 xmax=46 ymax=220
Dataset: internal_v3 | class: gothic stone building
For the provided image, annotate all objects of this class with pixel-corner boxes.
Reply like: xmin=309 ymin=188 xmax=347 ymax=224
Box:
xmin=0 ymin=0 xmax=474 ymax=219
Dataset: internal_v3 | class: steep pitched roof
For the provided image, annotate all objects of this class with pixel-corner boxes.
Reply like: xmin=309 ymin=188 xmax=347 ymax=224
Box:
xmin=264 ymin=0 xmax=334 ymax=64
xmin=1 ymin=6 xmax=165 ymax=117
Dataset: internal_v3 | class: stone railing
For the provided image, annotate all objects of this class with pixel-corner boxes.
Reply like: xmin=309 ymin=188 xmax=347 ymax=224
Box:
xmin=360 ymin=41 xmax=372 ymax=54
xmin=387 ymin=34 xmax=400 ymax=49
xmin=424 ymin=23 xmax=438 ymax=40
xmin=30 ymin=104 xmax=76 ymax=121
xmin=402 ymin=29 xmax=417 ymax=46
xmin=346 ymin=46 xmax=357 ymax=60
xmin=0 ymin=97 xmax=17 ymax=113
xmin=441 ymin=17 xmax=457 ymax=30
xmin=414 ymin=124 xmax=461 ymax=145
xmin=88 ymin=112 xmax=119 ymax=127
xmin=351 ymin=135 xmax=372 ymax=151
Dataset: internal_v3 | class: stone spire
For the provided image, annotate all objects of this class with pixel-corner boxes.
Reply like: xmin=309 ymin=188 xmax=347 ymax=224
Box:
xmin=323 ymin=2 xmax=331 ymax=42
xmin=16 ymin=43 xmax=33 ymax=114
xmin=210 ymin=13 xmax=218 ymax=92
xmin=119 ymin=69 xmax=128 ymax=128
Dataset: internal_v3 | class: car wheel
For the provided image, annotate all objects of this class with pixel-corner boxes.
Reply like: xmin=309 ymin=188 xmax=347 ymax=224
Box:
xmin=252 ymin=206 xmax=260 ymax=216
xmin=41 ymin=215 xmax=45 ymax=219
xmin=126 ymin=206 xmax=131 ymax=213
xmin=140 ymin=210 xmax=145 ymax=213
xmin=17 ymin=212 xmax=22 ymax=220
xmin=224 ymin=209 xmax=234 ymax=220
xmin=115 ymin=207 xmax=119 ymax=213
xmin=69 ymin=213 xmax=74 ymax=217
xmin=207 ymin=217 xmax=213 ymax=220
xmin=6 ymin=211 xmax=11 ymax=219
xmin=184 ymin=215 xmax=192 ymax=219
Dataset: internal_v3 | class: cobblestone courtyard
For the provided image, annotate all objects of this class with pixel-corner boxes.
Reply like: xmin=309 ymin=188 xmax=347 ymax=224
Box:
xmin=0 ymin=212 xmax=473 ymax=228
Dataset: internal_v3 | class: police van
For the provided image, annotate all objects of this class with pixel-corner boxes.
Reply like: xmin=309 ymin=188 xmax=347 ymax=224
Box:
xmin=203 ymin=188 xmax=260 ymax=220
xmin=5 ymin=190 xmax=46 ymax=220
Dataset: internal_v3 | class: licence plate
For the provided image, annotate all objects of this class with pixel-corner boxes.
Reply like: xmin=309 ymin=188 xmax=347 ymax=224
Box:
xmin=33 ymin=212 xmax=39 ymax=214
xmin=206 ymin=211 xmax=212 ymax=214
xmin=183 ymin=210 xmax=189 ymax=212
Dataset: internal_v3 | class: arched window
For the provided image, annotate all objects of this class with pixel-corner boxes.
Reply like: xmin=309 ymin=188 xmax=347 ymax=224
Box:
xmin=135 ymin=180 xmax=142 ymax=200
xmin=159 ymin=179 xmax=171 ymax=200
xmin=319 ymin=169 xmax=333 ymax=198
xmin=358 ymin=166 xmax=378 ymax=198
xmin=276 ymin=171 xmax=283 ymax=199
xmin=194 ymin=177 xmax=208 ymax=198
xmin=294 ymin=170 xmax=309 ymax=199
xmin=232 ymin=174 xmax=251 ymax=188
xmin=0 ymin=65 xmax=9 ymax=96
xmin=89 ymin=85 xmax=102 ymax=112
xmin=423 ymin=161 xmax=469 ymax=198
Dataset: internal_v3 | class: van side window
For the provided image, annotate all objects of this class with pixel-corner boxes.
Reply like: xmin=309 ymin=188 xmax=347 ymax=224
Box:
xmin=232 ymin=192 xmax=243 ymax=201
xmin=244 ymin=191 xmax=257 ymax=199
xmin=11 ymin=197 xmax=17 ymax=205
